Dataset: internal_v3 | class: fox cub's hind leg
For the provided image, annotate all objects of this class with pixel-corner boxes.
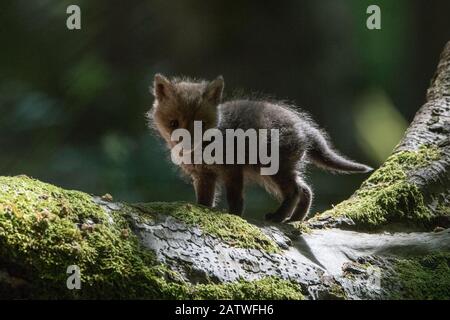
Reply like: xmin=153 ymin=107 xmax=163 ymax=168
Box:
xmin=265 ymin=171 xmax=302 ymax=223
xmin=224 ymin=167 xmax=244 ymax=216
xmin=265 ymin=172 xmax=312 ymax=223
xmin=193 ymin=172 xmax=217 ymax=207
xmin=287 ymin=176 xmax=312 ymax=222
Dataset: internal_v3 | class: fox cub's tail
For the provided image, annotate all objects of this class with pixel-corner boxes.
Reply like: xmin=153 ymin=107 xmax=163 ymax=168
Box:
xmin=306 ymin=128 xmax=373 ymax=173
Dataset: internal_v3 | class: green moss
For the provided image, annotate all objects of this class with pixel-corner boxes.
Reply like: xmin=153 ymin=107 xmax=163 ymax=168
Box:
xmin=0 ymin=175 xmax=299 ymax=299
xmin=290 ymin=221 xmax=312 ymax=234
xmin=134 ymin=202 xmax=280 ymax=253
xmin=388 ymin=253 xmax=450 ymax=300
xmin=0 ymin=175 xmax=159 ymax=298
xmin=328 ymin=283 xmax=347 ymax=300
xmin=191 ymin=277 xmax=304 ymax=300
xmin=435 ymin=202 xmax=450 ymax=217
xmin=316 ymin=146 xmax=443 ymax=228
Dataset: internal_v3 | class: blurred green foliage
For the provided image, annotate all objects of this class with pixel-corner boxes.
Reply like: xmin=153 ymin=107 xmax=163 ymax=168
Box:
xmin=0 ymin=0 xmax=449 ymax=218
xmin=354 ymin=89 xmax=408 ymax=163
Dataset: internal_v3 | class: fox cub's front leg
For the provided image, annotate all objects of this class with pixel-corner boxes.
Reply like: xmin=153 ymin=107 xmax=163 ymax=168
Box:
xmin=193 ymin=172 xmax=217 ymax=207
xmin=224 ymin=167 xmax=244 ymax=216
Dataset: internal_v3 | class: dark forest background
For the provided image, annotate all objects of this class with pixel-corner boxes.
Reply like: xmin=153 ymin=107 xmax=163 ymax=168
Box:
xmin=0 ymin=0 xmax=449 ymax=218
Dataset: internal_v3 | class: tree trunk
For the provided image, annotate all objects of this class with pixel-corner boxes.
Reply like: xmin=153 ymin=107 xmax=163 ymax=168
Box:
xmin=0 ymin=42 xmax=449 ymax=300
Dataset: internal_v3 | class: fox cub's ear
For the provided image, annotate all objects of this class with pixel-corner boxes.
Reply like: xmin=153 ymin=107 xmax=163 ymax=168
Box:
xmin=153 ymin=74 xmax=174 ymax=101
xmin=203 ymin=76 xmax=224 ymax=105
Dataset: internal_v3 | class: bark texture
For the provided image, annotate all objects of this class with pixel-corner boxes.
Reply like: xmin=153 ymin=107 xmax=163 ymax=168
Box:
xmin=398 ymin=42 xmax=450 ymax=220
xmin=0 ymin=42 xmax=449 ymax=300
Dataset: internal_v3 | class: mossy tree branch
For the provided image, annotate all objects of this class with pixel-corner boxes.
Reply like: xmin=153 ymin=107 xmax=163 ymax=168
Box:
xmin=0 ymin=42 xmax=449 ymax=300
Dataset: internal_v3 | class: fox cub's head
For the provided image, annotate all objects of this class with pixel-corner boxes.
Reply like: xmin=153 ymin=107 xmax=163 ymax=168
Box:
xmin=149 ymin=74 xmax=224 ymax=147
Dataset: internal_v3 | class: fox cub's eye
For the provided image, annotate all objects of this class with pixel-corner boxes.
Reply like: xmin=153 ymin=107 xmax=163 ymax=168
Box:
xmin=169 ymin=120 xmax=179 ymax=129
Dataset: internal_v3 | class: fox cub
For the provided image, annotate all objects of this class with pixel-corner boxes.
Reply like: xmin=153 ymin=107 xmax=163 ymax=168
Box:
xmin=148 ymin=74 xmax=372 ymax=223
